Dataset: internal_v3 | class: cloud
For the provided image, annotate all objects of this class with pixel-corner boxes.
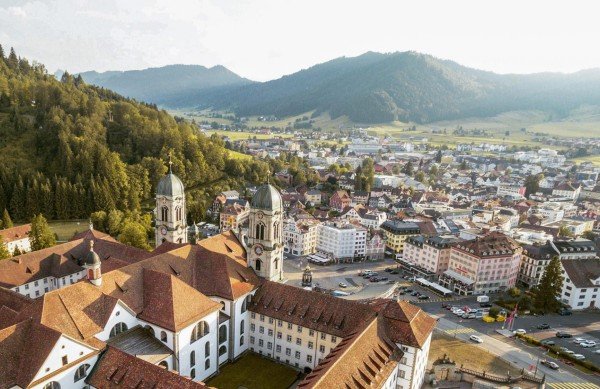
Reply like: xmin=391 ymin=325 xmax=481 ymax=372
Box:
xmin=8 ymin=6 xmax=27 ymax=17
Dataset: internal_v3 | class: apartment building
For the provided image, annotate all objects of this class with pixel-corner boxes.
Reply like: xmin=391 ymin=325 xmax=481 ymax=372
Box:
xmin=316 ymin=221 xmax=367 ymax=261
xmin=439 ymin=232 xmax=522 ymax=295
xmin=381 ymin=220 xmax=421 ymax=254
xmin=283 ymin=218 xmax=320 ymax=256
xmin=404 ymin=235 xmax=463 ymax=276
xmin=560 ymin=258 xmax=600 ymax=310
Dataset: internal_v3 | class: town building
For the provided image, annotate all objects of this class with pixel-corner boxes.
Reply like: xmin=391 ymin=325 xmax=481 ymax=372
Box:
xmin=283 ymin=218 xmax=320 ymax=256
xmin=381 ymin=220 xmax=421 ymax=254
xmin=329 ymin=190 xmax=351 ymax=211
xmin=560 ymin=258 xmax=600 ymax=310
xmin=439 ymin=232 xmax=522 ymax=295
xmin=0 ymin=224 xmax=31 ymax=255
xmin=219 ymin=201 xmax=249 ymax=232
xmin=404 ymin=235 xmax=463 ymax=276
xmin=316 ymin=221 xmax=367 ymax=262
xmin=155 ymin=162 xmax=188 ymax=246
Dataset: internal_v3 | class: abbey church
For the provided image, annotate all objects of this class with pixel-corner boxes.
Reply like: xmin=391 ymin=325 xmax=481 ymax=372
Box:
xmin=0 ymin=168 xmax=435 ymax=389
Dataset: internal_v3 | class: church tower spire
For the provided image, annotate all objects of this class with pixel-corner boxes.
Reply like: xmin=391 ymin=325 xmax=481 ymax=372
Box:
xmin=247 ymin=182 xmax=284 ymax=281
xmin=155 ymin=156 xmax=187 ymax=247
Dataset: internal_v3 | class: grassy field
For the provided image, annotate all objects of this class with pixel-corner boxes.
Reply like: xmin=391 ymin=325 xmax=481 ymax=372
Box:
xmin=428 ymin=332 xmax=521 ymax=376
xmin=206 ymin=353 xmax=299 ymax=389
xmin=203 ymin=129 xmax=293 ymax=141
xmin=227 ymin=149 xmax=252 ymax=160
xmin=48 ymin=220 xmax=88 ymax=242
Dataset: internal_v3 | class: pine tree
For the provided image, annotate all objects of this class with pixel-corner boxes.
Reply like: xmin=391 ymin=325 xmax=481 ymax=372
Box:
xmin=0 ymin=236 xmax=10 ymax=259
xmin=9 ymin=177 xmax=26 ymax=221
xmin=29 ymin=214 xmax=56 ymax=251
xmin=2 ymin=208 xmax=13 ymax=229
xmin=7 ymin=47 xmax=18 ymax=70
xmin=402 ymin=160 xmax=414 ymax=176
xmin=12 ymin=246 xmax=22 ymax=256
xmin=0 ymin=43 xmax=4 ymax=60
xmin=533 ymin=257 xmax=564 ymax=313
xmin=435 ymin=150 xmax=442 ymax=163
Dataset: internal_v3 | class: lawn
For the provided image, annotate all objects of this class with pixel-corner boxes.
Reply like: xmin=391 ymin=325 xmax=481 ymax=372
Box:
xmin=206 ymin=353 xmax=299 ymax=389
xmin=428 ymin=332 xmax=521 ymax=376
xmin=48 ymin=219 xmax=88 ymax=242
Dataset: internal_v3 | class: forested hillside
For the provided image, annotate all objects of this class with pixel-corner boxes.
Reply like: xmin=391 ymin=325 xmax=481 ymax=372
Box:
xmin=0 ymin=46 xmax=269 ymax=224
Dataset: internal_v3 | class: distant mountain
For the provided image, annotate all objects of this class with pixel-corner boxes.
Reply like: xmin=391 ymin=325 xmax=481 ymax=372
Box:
xmin=191 ymin=51 xmax=600 ymax=123
xmin=78 ymin=64 xmax=253 ymax=106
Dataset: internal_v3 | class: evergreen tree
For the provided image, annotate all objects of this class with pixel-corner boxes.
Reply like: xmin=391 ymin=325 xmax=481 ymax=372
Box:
xmin=524 ymin=174 xmax=542 ymax=198
xmin=402 ymin=160 xmax=414 ymax=176
xmin=29 ymin=214 xmax=56 ymax=251
xmin=9 ymin=177 xmax=25 ymax=221
xmin=435 ymin=150 xmax=442 ymax=163
xmin=1 ymin=209 xmax=13 ymax=229
xmin=0 ymin=43 xmax=4 ymax=60
xmin=12 ymin=246 xmax=22 ymax=256
xmin=533 ymin=257 xmax=564 ymax=313
xmin=0 ymin=236 xmax=10 ymax=259
xmin=7 ymin=47 xmax=18 ymax=70
xmin=459 ymin=160 xmax=468 ymax=170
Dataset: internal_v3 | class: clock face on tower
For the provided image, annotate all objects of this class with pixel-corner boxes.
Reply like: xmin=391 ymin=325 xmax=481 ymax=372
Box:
xmin=257 ymin=211 xmax=264 ymax=219
xmin=160 ymin=226 xmax=167 ymax=235
xmin=254 ymin=245 xmax=264 ymax=255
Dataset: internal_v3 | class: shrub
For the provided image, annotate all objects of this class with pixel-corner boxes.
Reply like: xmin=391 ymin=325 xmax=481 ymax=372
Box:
xmin=508 ymin=287 xmax=521 ymax=298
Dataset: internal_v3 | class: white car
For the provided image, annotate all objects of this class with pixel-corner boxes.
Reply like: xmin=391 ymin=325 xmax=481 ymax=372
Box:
xmin=594 ymin=349 xmax=600 ymax=355
xmin=580 ymin=341 xmax=596 ymax=348
xmin=470 ymin=335 xmax=483 ymax=343
xmin=572 ymin=354 xmax=586 ymax=360
xmin=564 ymin=349 xmax=575 ymax=355
xmin=514 ymin=329 xmax=527 ymax=335
xmin=453 ymin=309 xmax=465 ymax=316
xmin=573 ymin=337 xmax=587 ymax=344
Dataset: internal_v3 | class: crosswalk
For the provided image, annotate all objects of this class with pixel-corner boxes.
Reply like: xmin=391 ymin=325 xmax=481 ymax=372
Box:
xmin=445 ymin=327 xmax=476 ymax=335
xmin=548 ymin=382 xmax=599 ymax=389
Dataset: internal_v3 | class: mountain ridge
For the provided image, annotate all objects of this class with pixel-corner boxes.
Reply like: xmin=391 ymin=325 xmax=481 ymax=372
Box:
xmin=78 ymin=51 xmax=600 ymax=124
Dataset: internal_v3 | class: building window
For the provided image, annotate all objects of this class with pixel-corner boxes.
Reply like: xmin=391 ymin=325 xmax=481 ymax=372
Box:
xmin=43 ymin=383 xmax=60 ymax=389
xmin=276 ymin=345 xmax=281 ymax=352
xmin=191 ymin=321 xmax=209 ymax=343
xmin=205 ymin=342 xmax=210 ymax=356
xmin=190 ymin=350 xmax=196 ymax=366
xmin=158 ymin=361 xmax=169 ymax=369
xmin=296 ymin=338 xmax=301 ymax=346
xmin=109 ymin=322 xmax=128 ymax=338
xmin=287 ymin=335 xmax=292 ymax=342
xmin=256 ymin=223 xmax=266 ymax=240
xmin=161 ymin=206 xmax=169 ymax=222
xmin=259 ymin=339 xmax=264 ymax=347
xmin=205 ymin=358 xmax=210 ymax=370
xmin=278 ymin=320 xmax=282 ymax=327
xmin=288 ymin=323 xmax=293 ymax=330
xmin=308 ymin=341 xmax=313 ymax=349
xmin=219 ymin=345 xmax=227 ymax=356
xmin=331 ymin=336 xmax=337 ymax=342
xmin=250 ymin=336 xmax=255 ymax=344
xmin=295 ymin=351 xmax=301 ymax=359
xmin=277 ymin=332 xmax=282 ymax=339
xmin=267 ymin=341 xmax=273 ymax=350
xmin=399 ymin=370 xmax=406 ymax=379
xmin=259 ymin=326 xmax=264 ymax=334
xmin=320 ymin=333 xmax=326 ymax=340
xmin=190 ymin=368 xmax=196 ymax=379
xmin=307 ymin=355 xmax=313 ymax=363
xmin=309 ymin=330 xmax=315 ymax=336
xmin=297 ymin=326 xmax=302 ymax=333
xmin=286 ymin=348 xmax=291 ymax=356
xmin=319 ymin=345 xmax=325 ymax=353
xmin=251 ymin=312 xmax=255 ymax=319
xmin=255 ymin=259 xmax=262 ymax=271
xmin=251 ymin=323 xmax=255 ymax=332
xmin=73 ymin=364 xmax=90 ymax=382
xmin=160 ymin=331 xmax=167 ymax=343
xmin=268 ymin=329 xmax=273 ymax=336
xmin=219 ymin=325 xmax=227 ymax=343
xmin=260 ymin=314 xmax=264 ymax=322
xmin=240 ymin=336 xmax=244 ymax=346
xmin=240 ymin=320 xmax=245 ymax=335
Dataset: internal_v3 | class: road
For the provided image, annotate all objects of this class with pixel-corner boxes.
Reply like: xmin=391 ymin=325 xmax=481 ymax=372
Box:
xmin=433 ymin=315 xmax=600 ymax=388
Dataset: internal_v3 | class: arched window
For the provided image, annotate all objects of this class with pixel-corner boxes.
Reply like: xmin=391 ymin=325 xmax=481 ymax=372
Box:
xmin=158 ymin=360 xmax=169 ymax=369
xmin=43 ymin=383 xmax=60 ymax=389
xmin=255 ymin=259 xmax=262 ymax=271
xmin=160 ymin=330 xmax=167 ymax=343
xmin=190 ymin=350 xmax=196 ymax=367
xmin=161 ymin=206 xmax=169 ymax=222
xmin=274 ymin=258 xmax=278 ymax=270
xmin=241 ymin=299 xmax=247 ymax=313
xmin=205 ymin=341 xmax=211 ymax=356
xmin=190 ymin=368 xmax=196 ymax=379
xmin=274 ymin=222 xmax=279 ymax=239
xmin=191 ymin=321 xmax=209 ymax=343
xmin=219 ymin=345 xmax=227 ymax=356
xmin=256 ymin=222 xmax=265 ymax=240
xmin=109 ymin=322 xmax=128 ymax=338
xmin=145 ymin=325 xmax=155 ymax=336
xmin=220 ymin=301 xmax=226 ymax=311
xmin=205 ymin=358 xmax=210 ymax=370
xmin=240 ymin=320 xmax=245 ymax=335
xmin=74 ymin=364 xmax=90 ymax=382
xmin=240 ymin=336 xmax=244 ymax=346
xmin=219 ymin=325 xmax=227 ymax=343
xmin=176 ymin=206 xmax=182 ymax=222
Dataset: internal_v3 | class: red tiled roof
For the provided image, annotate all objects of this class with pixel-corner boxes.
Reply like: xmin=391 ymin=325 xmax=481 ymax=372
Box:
xmin=0 ymin=224 xmax=31 ymax=243
xmin=86 ymin=347 xmax=207 ymax=389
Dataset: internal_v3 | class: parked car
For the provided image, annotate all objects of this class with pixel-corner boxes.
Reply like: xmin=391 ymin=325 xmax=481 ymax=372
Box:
xmin=405 ymin=289 xmax=413 ymax=293
xmin=379 ymin=277 xmax=389 ymax=282
xmin=479 ymin=302 xmax=493 ymax=308
xmin=541 ymin=340 xmax=556 ymax=346
xmin=418 ymin=295 xmax=430 ymax=300
xmin=384 ymin=267 xmax=392 ymax=272
xmin=572 ymin=354 xmax=586 ymax=360
xmin=580 ymin=341 xmax=596 ymax=348
xmin=514 ymin=329 xmax=527 ymax=335
xmin=558 ymin=308 xmax=572 ymax=316
xmin=564 ymin=349 xmax=575 ymax=355
xmin=556 ymin=331 xmax=572 ymax=338
xmin=537 ymin=323 xmax=550 ymax=330
xmin=411 ymin=291 xmax=419 ymax=296
xmin=391 ymin=270 xmax=399 ymax=274
xmin=573 ymin=337 xmax=588 ymax=344
xmin=338 ymin=282 xmax=347 ymax=288
xmin=541 ymin=360 xmax=559 ymax=370
xmin=469 ymin=335 xmax=483 ymax=343
xmin=594 ymin=349 xmax=600 ymax=355
xmin=453 ymin=310 xmax=465 ymax=316
xmin=559 ymin=346 xmax=570 ymax=352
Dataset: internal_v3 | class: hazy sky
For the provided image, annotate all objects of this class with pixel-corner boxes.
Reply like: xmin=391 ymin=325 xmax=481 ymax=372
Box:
xmin=1 ymin=0 xmax=599 ymax=81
